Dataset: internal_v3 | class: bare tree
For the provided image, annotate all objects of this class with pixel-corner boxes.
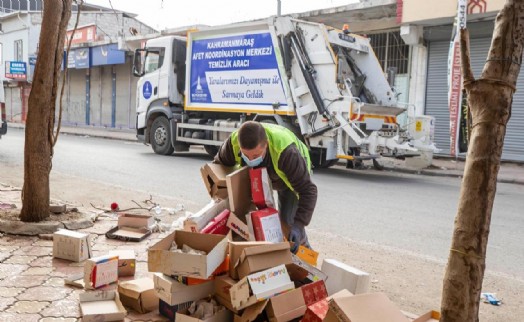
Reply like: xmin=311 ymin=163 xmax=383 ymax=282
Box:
xmin=20 ymin=0 xmax=72 ymax=222
xmin=441 ymin=0 xmax=524 ymax=320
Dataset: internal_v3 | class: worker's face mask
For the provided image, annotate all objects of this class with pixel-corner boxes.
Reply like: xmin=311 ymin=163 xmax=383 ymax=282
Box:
xmin=241 ymin=153 xmax=264 ymax=167
xmin=240 ymin=142 xmax=266 ymax=167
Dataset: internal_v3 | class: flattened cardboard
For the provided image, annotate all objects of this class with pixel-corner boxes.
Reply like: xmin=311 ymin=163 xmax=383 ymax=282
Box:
xmin=226 ymin=212 xmax=254 ymax=241
xmin=184 ymin=199 xmax=230 ymax=233
xmin=159 ymin=299 xmax=194 ymax=322
xmin=53 ymin=229 xmax=92 ymax=262
xmin=201 ymin=163 xmax=238 ymax=199
xmin=266 ymin=287 xmax=306 ymax=322
xmin=229 ymin=241 xmax=271 ymax=280
xmin=236 ymin=242 xmax=293 ymax=280
xmin=118 ymin=277 xmax=158 ymax=313
xmin=226 ymin=166 xmax=251 ymax=216
xmin=328 ymin=292 xmax=409 ymax=322
xmin=148 ymin=230 xmax=228 ymax=279
xmin=118 ymin=213 xmax=155 ymax=229
xmin=84 ymin=255 xmax=119 ymax=290
xmin=79 ymin=290 xmax=126 ymax=322
xmin=108 ymin=249 xmax=136 ymax=277
xmin=153 ymin=273 xmax=215 ymax=306
xmin=412 ymin=310 xmax=440 ymax=322
xmin=105 ymin=226 xmax=152 ymax=242
xmin=176 ymin=307 xmax=233 ymax=322
xmin=64 ymin=274 xmax=85 ymax=289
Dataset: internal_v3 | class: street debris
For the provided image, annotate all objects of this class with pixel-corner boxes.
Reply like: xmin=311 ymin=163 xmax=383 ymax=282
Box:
xmin=481 ymin=293 xmax=502 ymax=306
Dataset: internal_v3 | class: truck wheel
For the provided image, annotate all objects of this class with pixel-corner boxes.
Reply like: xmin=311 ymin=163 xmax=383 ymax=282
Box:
xmin=204 ymin=145 xmax=219 ymax=157
xmin=310 ymin=148 xmax=338 ymax=169
xmin=150 ymin=117 xmax=175 ymax=155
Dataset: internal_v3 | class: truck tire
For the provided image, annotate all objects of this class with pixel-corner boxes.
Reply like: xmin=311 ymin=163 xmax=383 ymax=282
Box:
xmin=310 ymin=148 xmax=338 ymax=169
xmin=204 ymin=145 xmax=219 ymax=157
xmin=150 ymin=116 xmax=175 ymax=155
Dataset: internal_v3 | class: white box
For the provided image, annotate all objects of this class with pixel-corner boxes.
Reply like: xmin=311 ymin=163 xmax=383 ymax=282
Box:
xmin=321 ymin=259 xmax=370 ymax=295
xmin=53 ymin=229 xmax=92 ymax=262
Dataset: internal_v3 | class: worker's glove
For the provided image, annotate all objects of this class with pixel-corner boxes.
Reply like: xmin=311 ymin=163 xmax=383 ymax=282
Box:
xmin=289 ymin=225 xmax=307 ymax=254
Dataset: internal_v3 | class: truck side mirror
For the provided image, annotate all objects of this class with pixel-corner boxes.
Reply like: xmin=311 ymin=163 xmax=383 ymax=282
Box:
xmin=133 ymin=49 xmax=145 ymax=77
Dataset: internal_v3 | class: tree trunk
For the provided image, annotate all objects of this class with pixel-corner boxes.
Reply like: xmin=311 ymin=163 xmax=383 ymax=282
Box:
xmin=441 ymin=1 xmax=524 ymax=321
xmin=20 ymin=0 xmax=72 ymax=222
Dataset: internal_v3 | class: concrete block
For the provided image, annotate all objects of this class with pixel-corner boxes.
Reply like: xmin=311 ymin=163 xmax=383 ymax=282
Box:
xmin=321 ymin=258 xmax=370 ymax=295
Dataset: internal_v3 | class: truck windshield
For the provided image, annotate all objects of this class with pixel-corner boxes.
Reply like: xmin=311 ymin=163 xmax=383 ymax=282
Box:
xmin=144 ymin=48 xmax=165 ymax=74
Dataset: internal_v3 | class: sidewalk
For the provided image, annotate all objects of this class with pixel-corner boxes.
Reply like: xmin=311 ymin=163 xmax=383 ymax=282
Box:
xmin=8 ymin=122 xmax=524 ymax=185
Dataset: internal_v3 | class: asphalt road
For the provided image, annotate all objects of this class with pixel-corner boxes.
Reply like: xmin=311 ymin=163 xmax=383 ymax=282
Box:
xmin=2 ymin=128 xmax=523 ymax=278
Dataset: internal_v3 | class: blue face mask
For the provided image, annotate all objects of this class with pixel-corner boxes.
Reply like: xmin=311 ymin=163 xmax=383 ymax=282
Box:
xmin=241 ymin=153 xmax=264 ymax=167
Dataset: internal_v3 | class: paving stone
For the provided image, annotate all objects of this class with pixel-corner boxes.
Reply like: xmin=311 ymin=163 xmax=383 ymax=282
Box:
xmin=0 ymin=219 xmax=64 ymax=235
xmin=17 ymin=286 xmax=71 ymax=301
xmin=40 ymin=298 xmax=81 ymax=318
xmin=0 ymin=275 xmax=47 ymax=287
xmin=32 ymin=239 xmax=54 ymax=247
xmin=6 ymin=300 xmax=49 ymax=313
xmin=13 ymin=246 xmax=52 ymax=256
xmin=0 ymin=251 xmax=10 ymax=262
xmin=0 ymin=287 xmax=24 ymax=297
xmin=3 ymin=255 xmax=37 ymax=265
xmin=30 ymin=256 xmax=53 ymax=267
xmin=62 ymin=218 xmax=94 ymax=230
xmin=43 ymin=277 xmax=66 ymax=287
xmin=50 ymin=263 xmax=83 ymax=278
xmin=22 ymin=266 xmax=53 ymax=275
xmin=0 ymin=263 xmax=29 ymax=279
xmin=0 ymin=312 xmax=43 ymax=322
xmin=0 ymin=236 xmax=35 ymax=246
xmin=0 ymin=296 xmax=16 ymax=310
xmin=40 ymin=318 xmax=78 ymax=322
xmin=0 ymin=245 xmax=20 ymax=253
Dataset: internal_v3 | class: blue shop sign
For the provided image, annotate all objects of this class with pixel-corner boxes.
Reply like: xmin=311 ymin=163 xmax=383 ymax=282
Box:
xmin=67 ymin=47 xmax=90 ymax=69
xmin=5 ymin=61 xmax=27 ymax=79
xmin=92 ymin=44 xmax=125 ymax=66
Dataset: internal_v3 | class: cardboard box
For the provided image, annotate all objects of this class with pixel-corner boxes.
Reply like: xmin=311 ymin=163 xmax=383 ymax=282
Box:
xmin=291 ymin=254 xmax=328 ymax=284
xmin=201 ymin=209 xmax=231 ymax=235
xmin=412 ymin=310 xmax=440 ymax=322
xmin=52 ymin=229 xmax=92 ymax=262
xmin=172 ymin=255 xmax=229 ymax=285
xmin=229 ymin=241 xmax=271 ymax=280
xmin=301 ymin=289 xmax=353 ymax=322
xmin=327 ymin=292 xmax=409 ymax=322
xmin=105 ymin=226 xmax=152 ymax=242
xmin=301 ymin=280 xmax=328 ymax=306
xmin=184 ymin=199 xmax=230 ymax=233
xmin=118 ymin=277 xmax=158 ymax=313
xmin=153 ymin=273 xmax=215 ymax=306
xmin=250 ymin=208 xmax=284 ymax=243
xmin=159 ymin=299 xmax=194 ymax=322
xmin=236 ymin=242 xmax=293 ymax=280
xmin=148 ymin=230 xmax=228 ymax=279
xmin=201 ymin=163 xmax=238 ymax=199
xmin=176 ymin=307 xmax=233 ymax=322
xmin=266 ymin=287 xmax=306 ymax=322
xmin=297 ymin=246 xmax=319 ymax=267
xmin=108 ymin=249 xmax=136 ymax=277
xmin=249 ymin=167 xmax=275 ymax=209
xmin=226 ymin=166 xmax=252 ymax=216
xmin=214 ymin=275 xmax=239 ymax=313
xmin=321 ymin=259 xmax=370 ymax=295
xmin=230 ymin=264 xmax=295 ymax=311
xmin=234 ymin=300 xmax=269 ymax=322
xmin=84 ymin=255 xmax=119 ymax=290
xmin=79 ymin=290 xmax=126 ymax=322
xmin=118 ymin=213 xmax=155 ymax=229
xmin=227 ymin=212 xmax=254 ymax=241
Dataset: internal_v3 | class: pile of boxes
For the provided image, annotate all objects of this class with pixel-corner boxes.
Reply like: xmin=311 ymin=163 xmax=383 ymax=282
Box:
xmin=51 ymin=162 xmax=439 ymax=321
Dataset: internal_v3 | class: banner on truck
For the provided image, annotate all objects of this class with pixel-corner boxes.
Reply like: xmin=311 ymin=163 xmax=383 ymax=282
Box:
xmin=188 ymin=32 xmax=287 ymax=107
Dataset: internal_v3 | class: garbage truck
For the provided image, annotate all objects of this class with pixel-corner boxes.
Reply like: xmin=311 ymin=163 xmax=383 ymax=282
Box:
xmin=132 ymin=16 xmax=437 ymax=168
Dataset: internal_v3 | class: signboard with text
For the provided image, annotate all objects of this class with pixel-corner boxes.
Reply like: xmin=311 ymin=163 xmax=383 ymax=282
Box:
xmin=5 ymin=61 xmax=27 ymax=80
xmin=91 ymin=44 xmax=125 ymax=66
xmin=187 ymin=31 xmax=287 ymax=109
xmin=66 ymin=24 xmax=96 ymax=45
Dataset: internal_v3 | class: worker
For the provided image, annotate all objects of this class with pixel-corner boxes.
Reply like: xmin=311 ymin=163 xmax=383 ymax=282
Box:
xmin=214 ymin=121 xmax=317 ymax=253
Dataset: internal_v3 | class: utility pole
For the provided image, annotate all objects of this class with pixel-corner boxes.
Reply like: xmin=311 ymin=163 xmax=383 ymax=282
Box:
xmin=277 ymin=0 xmax=281 ymax=16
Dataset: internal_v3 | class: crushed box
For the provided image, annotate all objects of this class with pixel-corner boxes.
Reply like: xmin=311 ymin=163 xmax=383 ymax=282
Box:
xmin=321 ymin=259 xmax=370 ymax=295
xmin=327 ymin=292 xmax=409 ymax=322
xmin=227 ymin=212 xmax=254 ymax=241
xmin=235 ymin=242 xmax=293 ymax=280
xmin=105 ymin=226 xmax=152 ymax=242
xmin=266 ymin=287 xmax=306 ymax=322
xmin=84 ymin=255 xmax=119 ymax=290
xmin=201 ymin=209 xmax=231 ymax=235
xmin=108 ymin=249 xmax=136 ymax=277
xmin=153 ymin=273 xmax=215 ymax=306
xmin=53 ymin=229 xmax=92 ymax=262
xmin=159 ymin=298 xmax=194 ymax=322
xmin=201 ymin=163 xmax=238 ymax=199
xmin=229 ymin=241 xmax=271 ymax=280
xmin=118 ymin=277 xmax=158 ymax=313
xmin=79 ymin=290 xmax=126 ymax=322
xmin=184 ymin=199 xmax=230 ymax=233
xmin=148 ymin=230 xmax=228 ymax=279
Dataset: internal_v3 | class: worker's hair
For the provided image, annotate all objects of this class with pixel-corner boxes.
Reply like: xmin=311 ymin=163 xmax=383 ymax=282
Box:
xmin=238 ymin=121 xmax=267 ymax=150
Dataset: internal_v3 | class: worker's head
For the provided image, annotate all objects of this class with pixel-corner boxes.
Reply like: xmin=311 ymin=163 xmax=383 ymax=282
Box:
xmin=238 ymin=121 xmax=267 ymax=167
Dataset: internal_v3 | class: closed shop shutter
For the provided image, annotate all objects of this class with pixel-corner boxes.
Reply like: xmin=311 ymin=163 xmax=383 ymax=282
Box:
xmin=426 ymin=37 xmax=524 ymax=161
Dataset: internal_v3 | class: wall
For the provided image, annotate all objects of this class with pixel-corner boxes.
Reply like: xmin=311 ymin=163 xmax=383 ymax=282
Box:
xmin=401 ymin=0 xmax=505 ymax=24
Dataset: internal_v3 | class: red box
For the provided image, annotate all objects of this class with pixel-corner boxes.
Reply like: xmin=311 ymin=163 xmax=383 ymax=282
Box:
xmin=301 ymin=299 xmax=329 ymax=322
xmin=249 ymin=167 xmax=275 ymax=209
xmin=301 ymin=280 xmax=328 ymax=306
xmin=200 ymin=209 xmax=230 ymax=235
xmin=250 ymin=208 xmax=284 ymax=243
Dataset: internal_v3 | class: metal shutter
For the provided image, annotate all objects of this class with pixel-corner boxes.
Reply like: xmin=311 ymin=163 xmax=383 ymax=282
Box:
xmin=425 ymin=38 xmax=524 ymax=161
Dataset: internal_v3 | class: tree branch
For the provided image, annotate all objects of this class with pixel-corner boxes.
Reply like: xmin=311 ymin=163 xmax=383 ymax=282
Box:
xmin=460 ymin=28 xmax=475 ymax=85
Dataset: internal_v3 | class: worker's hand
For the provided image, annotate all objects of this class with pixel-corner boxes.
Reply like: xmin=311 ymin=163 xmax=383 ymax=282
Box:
xmin=289 ymin=225 xmax=306 ymax=254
